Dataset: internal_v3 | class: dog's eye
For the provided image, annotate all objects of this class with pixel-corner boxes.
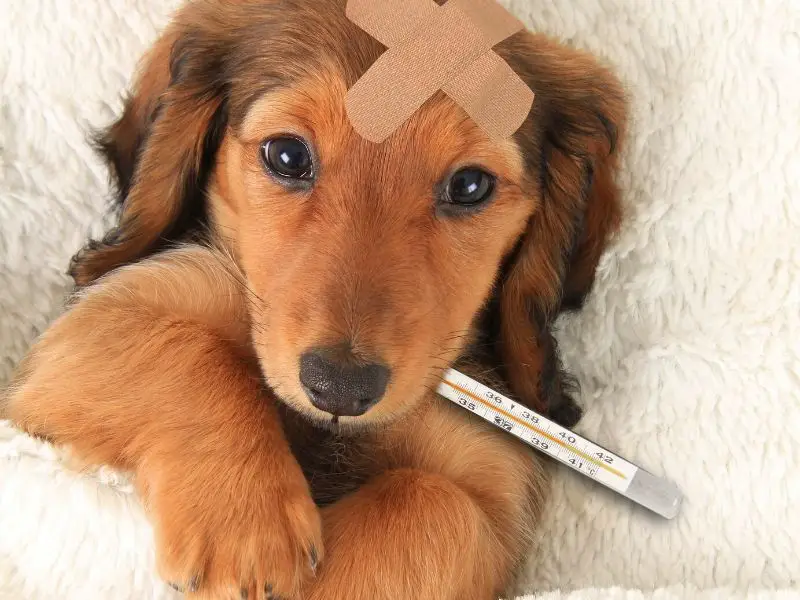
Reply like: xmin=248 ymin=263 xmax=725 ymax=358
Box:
xmin=261 ymin=136 xmax=314 ymax=181
xmin=445 ymin=168 xmax=495 ymax=207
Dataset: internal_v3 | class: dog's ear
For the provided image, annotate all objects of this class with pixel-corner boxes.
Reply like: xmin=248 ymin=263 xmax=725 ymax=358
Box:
xmin=70 ymin=14 xmax=229 ymax=286
xmin=489 ymin=37 xmax=627 ymax=425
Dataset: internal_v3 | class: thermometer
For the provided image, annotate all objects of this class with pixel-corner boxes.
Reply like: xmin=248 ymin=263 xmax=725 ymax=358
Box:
xmin=437 ymin=368 xmax=683 ymax=519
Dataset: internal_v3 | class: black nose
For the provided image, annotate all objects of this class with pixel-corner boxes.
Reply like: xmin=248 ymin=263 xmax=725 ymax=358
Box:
xmin=298 ymin=349 xmax=390 ymax=417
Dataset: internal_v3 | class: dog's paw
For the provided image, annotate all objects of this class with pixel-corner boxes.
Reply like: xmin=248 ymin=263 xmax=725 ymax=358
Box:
xmin=144 ymin=451 xmax=322 ymax=600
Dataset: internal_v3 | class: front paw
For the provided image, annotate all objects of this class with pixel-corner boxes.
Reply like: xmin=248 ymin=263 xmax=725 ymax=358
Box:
xmin=144 ymin=453 xmax=322 ymax=599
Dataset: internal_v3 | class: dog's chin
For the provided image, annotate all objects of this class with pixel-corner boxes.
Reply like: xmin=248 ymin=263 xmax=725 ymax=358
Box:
xmin=274 ymin=395 xmax=398 ymax=435
xmin=264 ymin=382 xmax=425 ymax=436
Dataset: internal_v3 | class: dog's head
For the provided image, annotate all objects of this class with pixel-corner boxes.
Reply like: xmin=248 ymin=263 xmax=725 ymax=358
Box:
xmin=71 ymin=0 xmax=626 ymax=428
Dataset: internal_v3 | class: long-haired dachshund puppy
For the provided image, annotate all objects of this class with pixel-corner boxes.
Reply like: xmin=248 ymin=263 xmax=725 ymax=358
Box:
xmin=2 ymin=1 xmax=626 ymax=598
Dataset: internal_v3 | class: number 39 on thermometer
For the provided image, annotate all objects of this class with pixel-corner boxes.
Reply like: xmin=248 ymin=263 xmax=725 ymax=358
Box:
xmin=437 ymin=369 xmax=683 ymax=520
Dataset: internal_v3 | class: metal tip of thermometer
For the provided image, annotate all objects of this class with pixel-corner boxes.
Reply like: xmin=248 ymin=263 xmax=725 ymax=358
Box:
xmin=437 ymin=368 xmax=683 ymax=520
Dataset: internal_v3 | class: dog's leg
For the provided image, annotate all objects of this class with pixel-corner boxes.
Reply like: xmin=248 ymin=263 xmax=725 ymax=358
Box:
xmin=3 ymin=246 xmax=321 ymax=600
xmin=306 ymin=399 xmax=547 ymax=600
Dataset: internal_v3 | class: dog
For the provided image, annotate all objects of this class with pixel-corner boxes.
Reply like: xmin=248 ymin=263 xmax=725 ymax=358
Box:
xmin=2 ymin=0 xmax=626 ymax=598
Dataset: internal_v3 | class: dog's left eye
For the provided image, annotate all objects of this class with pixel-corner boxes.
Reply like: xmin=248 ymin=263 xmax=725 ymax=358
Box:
xmin=261 ymin=136 xmax=314 ymax=181
xmin=444 ymin=168 xmax=496 ymax=207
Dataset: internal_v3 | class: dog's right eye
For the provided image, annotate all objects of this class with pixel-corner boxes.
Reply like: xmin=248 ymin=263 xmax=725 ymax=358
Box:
xmin=261 ymin=136 xmax=314 ymax=182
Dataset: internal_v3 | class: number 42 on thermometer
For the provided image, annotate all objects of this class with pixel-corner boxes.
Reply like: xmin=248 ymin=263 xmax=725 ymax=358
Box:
xmin=437 ymin=369 xmax=683 ymax=520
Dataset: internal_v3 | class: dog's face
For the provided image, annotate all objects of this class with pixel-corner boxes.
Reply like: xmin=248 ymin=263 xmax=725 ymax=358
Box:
xmin=71 ymin=0 xmax=626 ymax=428
xmin=213 ymin=70 xmax=531 ymax=424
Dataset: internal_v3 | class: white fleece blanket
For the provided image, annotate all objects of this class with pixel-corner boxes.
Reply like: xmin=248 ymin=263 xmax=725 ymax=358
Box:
xmin=1 ymin=0 xmax=799 ymax=599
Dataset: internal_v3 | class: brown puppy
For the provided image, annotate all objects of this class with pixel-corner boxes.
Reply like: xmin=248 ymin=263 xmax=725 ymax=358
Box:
xmin=2 ymin=1 xmax=626 ymax=598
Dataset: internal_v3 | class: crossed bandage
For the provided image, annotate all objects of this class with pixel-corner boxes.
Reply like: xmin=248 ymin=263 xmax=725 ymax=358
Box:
xmin=345 ymin=0 xmax=535 ymax=144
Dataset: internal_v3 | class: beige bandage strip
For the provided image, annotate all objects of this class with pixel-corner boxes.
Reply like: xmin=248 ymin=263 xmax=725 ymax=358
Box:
xmin=345 ymin=0 xmax=535 ymax=144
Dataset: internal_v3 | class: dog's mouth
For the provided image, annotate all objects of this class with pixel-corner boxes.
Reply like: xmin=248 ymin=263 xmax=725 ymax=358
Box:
xmin=280 ymin=399 xmax=387 ymax=435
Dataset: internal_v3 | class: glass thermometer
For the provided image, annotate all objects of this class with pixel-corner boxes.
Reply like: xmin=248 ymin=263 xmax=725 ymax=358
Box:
xmin=437 ymin=368 xmax=683 ymax=519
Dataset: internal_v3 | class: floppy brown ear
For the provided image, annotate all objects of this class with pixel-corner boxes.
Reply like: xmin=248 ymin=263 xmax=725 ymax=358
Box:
xmin=70 ymin=12 xmax=229 ymax=286
xmin=493 ymin=36 xmax=627 ymax=426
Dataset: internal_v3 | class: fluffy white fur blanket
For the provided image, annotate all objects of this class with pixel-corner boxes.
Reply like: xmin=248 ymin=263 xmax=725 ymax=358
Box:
xmin=1 ymin=0 xmax=799 ymax=598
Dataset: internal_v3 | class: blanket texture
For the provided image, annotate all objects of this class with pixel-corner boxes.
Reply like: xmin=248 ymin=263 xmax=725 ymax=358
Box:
xmin=1 ymin=0 xmax=799 ymax=598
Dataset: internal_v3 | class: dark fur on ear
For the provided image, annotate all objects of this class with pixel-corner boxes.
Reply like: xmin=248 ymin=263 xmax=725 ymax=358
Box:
xmin=69 ymin=9 xmax=230 ymax=287
xmin=481 ymin=34 xmax=627 ymax=426
xmin=69 ymin=0 xmax=383 ymax=287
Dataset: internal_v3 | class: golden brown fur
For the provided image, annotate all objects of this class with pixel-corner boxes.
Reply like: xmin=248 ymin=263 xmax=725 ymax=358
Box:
xmin=3 ymin=0 xmax=627 ymax=598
